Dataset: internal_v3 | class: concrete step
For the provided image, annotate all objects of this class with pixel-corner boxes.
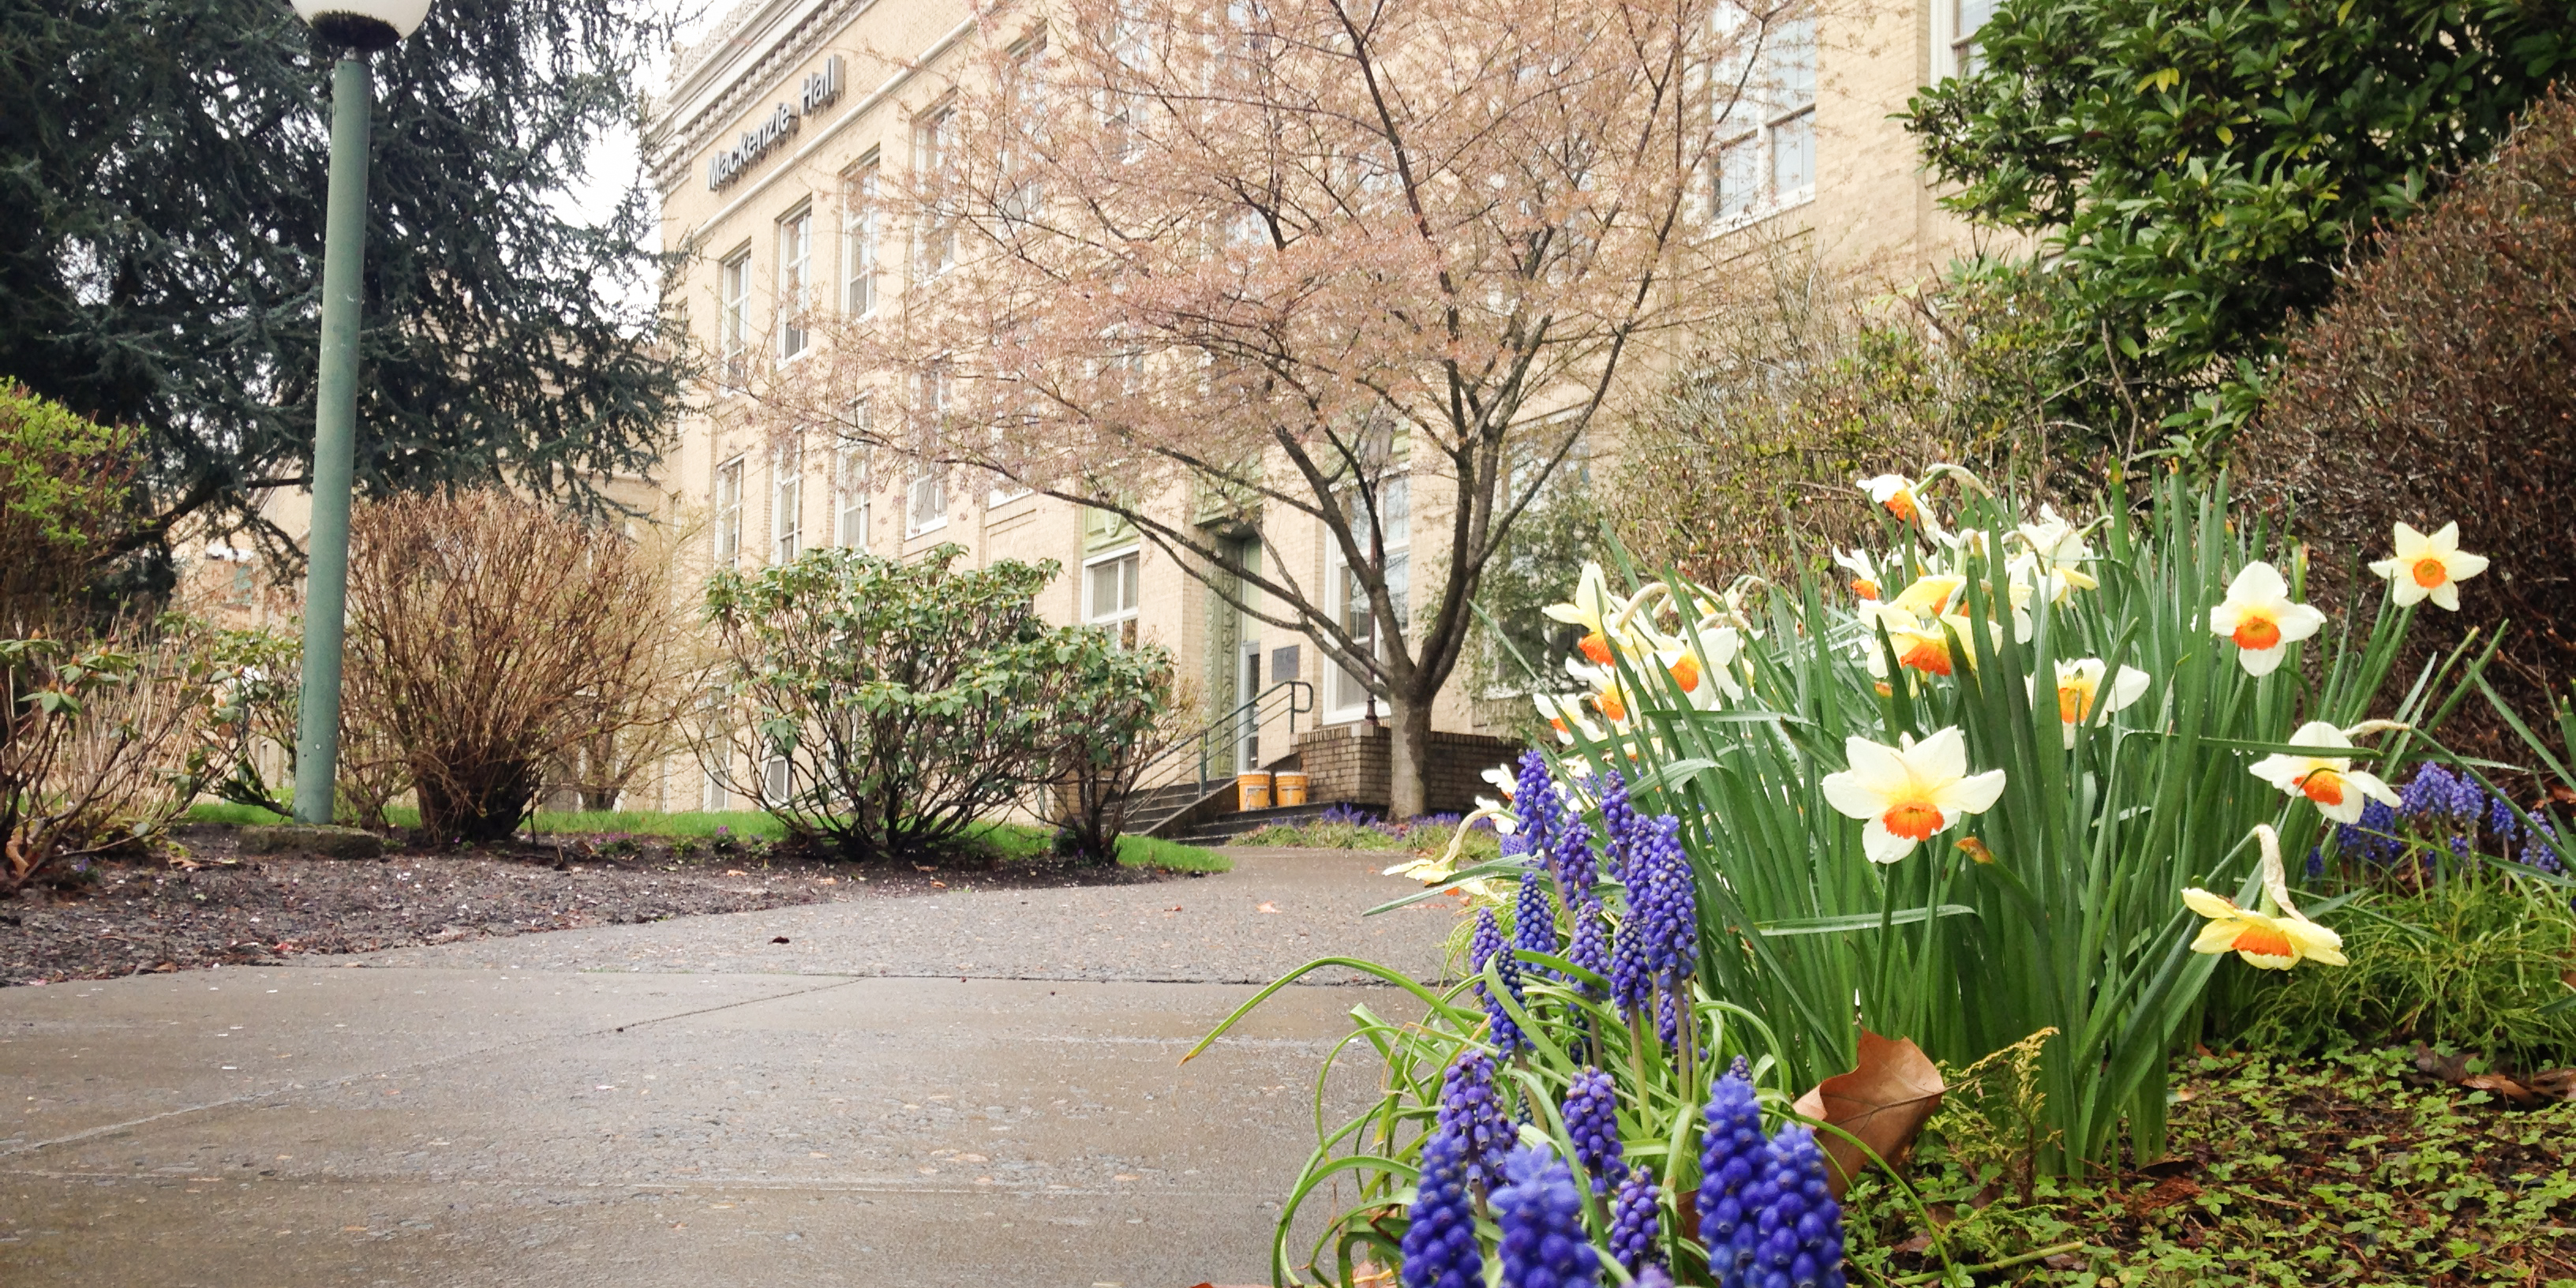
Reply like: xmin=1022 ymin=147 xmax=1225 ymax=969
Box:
xmin=1180 ymin=801 xmax=1367 ymax=844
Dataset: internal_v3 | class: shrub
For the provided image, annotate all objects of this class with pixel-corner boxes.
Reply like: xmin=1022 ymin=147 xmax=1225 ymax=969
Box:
xmin=0 ymin=379 xmax=139 ymax=631
xmin=1039 ymin=631 xmax=1178 ymax=865
xmin=2 ymin=631 xmax=210 ymax=892
xmin=706 ymin=543 xmax=1136 ymax=861
xmin=345 ymin=492 xmax=695 ymax=842
xmin=2245 ymin=90 xmax=2576 ymax=713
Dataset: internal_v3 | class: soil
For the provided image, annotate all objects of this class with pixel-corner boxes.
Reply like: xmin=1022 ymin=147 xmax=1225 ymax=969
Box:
xmin=0 ymin=824 xmax=1185 ymax=986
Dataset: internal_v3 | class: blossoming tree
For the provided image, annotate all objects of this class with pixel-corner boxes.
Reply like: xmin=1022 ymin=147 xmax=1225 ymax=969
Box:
xmin=762 ymin=0 xmax=1808 ymax=815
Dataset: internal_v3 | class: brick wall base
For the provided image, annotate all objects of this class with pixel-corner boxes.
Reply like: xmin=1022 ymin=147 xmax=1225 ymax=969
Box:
xmin=1290 ymin=724 xmax=1523 ymax=817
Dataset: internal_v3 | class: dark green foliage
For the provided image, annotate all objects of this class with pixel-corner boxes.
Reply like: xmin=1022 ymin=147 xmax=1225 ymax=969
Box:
xmin=705 ymin=545 xmax=1168 ymax=862
xmin=1904 ymin=0 xmax=2576 ymax=455
xmin=0 ymin=0 xmax=684 ymax=562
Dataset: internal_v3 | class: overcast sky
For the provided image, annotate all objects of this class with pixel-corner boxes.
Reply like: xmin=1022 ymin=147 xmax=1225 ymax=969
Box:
xmin=562 ymin=1 xmax=725 ymax=268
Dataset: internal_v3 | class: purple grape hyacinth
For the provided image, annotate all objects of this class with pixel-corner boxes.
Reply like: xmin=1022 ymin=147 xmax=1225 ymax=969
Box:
xmin=1562 ymin=1069 xmax=1622 ymax=1192
xmin=1401 ymin=1129 xmax=1484 ymax=1288
xmin=1745 ymin=1126 xmax=1846 ymax=1288
xmin=1436 ymin=1050 xmax=1515 ymax=1190
xmin=1472 ymin=907 xmax=1529 ymax=1054
xmin=1698 ymin=1069 xmax=1768 ymax=1285
xmin=1610 ymin=809 xmax=1698 ymax=1035
xmin=2333 ymin=798 xmax=2402 ymax=868
xmin=1607 ymin=1166 xmax=1661 ymax=1275
xmin=1492 ymin=1144 xmax=1601 ymax=1288
xmin=1515 ymin=868 xmax=1558 ymax=960
xmin=1598 ymin=770 xmax=1643 ymax=878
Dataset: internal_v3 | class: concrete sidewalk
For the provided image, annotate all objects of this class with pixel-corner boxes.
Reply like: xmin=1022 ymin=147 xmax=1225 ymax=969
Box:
xmin=0 ymin=848 xmax=1462 ymax=1287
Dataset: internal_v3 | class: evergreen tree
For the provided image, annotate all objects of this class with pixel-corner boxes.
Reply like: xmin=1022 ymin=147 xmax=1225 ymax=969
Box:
xmin=0 ymin=0 xmax=685 ymax=567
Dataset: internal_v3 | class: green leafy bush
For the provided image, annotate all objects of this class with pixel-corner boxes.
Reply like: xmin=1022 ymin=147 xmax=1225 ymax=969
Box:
xmin=0 ymin=379 xmax=138 ymax=628
xmin=2 ymin=632 xmax=212 ymax=891
xmin=1037 ymin=628 xmax=1178 ymax=864
xmin=1904 ymin=0 xmax=2576 ymax=456
xmin=705 ymin=543 xmax=1163 ymax=861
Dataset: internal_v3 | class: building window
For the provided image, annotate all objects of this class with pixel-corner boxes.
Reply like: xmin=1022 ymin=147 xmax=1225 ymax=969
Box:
xmin=1713 ymin=13 xmax=1818 ymax=220
xmin=1327 ymin=475 xmax=1409 ymax=721
xmin=843 ymin=157 xmax=880 ymax=316
xmin=719 ymin=247 xmax=751 ymax=384
xmin=915 ymin=106 xmax=958 ymax=279
xmin=1086 ymin=548 xmax=1140 ymax=647
xmin=772 ymin=438 xmax=803 ymax=563
xmin=713 ymin=456 xmax=744 ymax=567
xmin=908 ymin=369 xmax=949 ymax=536
xmin=777 ymin=205 xmax=812 ymax=360
xmin=835 ymin=440 xmax=871 ymax=549
xmin=1943 ymin=0 xmax=1994 ymax=76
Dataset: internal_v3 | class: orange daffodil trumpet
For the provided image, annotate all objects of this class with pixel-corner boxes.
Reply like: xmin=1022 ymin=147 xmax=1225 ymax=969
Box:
xmin=2207 ymin=562 xmax=2327 ymax=677
xmin=1834 ymin=548 xmax=1885 ymax=601
xmin=2183 ymin=824 xmax=2348 ymax=971
xmin=1820 ymin=728 xmax=2008 ymax=863
xmin=2249 ymin=721 xmax=2402 ymax=824
xmin=1857 ymin=473 xmax=1926 ymax=525
xmin=2367 ymin=522 xmax=2488 ymax=612
xmin=2033 ymin=657 xmax=2151 ymax=747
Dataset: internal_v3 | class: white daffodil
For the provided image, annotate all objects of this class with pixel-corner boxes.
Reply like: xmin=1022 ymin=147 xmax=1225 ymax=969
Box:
xmin=2034 ymin=657 xmax=2151 ymax=747
xmin=1858 ymin=474 xmax=1926 ymax=525
xmin=2248 ymin=721 xmax=2402 ymax=824
xmin=1542 ymin=562 xmax=1624 ymax=667
xmin=1834 ymin=549 xmax=1886 ymax=602
xmin=1820 ymin=728 xmax=2009 ymax=864
xmin=2367 ymin=522 xmax=2488 ymax=612
xmin=2208 ymin=562 xmax=2327 ymax=677
xmin=2014 ymin=505 xmax=2101 ymax=597
xmin=1480 ymin=764 xmax=1518 ymax=799
xmin=1533 ymin=692 xmax=1604 ymax=745
xmin=2183 ymin=824 xmax=2347 ymax=971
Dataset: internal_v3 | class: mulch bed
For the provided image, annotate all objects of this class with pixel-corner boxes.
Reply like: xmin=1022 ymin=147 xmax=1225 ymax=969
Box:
xmin=1 ymin=824 xmax=1181 ymax=986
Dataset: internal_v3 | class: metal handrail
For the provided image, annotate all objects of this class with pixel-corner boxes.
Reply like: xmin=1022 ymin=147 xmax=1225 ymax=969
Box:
xmin=1136 ymin=679 xmax=1316 ymax=799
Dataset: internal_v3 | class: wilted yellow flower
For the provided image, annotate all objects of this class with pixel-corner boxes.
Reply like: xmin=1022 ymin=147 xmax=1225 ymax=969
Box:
xmin=2183 ymin=824 xmax=2347 ymax=971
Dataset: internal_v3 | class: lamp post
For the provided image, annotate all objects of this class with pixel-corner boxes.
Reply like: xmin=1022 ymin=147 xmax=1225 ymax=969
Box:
xmin=286 ymin=0 xmax=431 ymax=826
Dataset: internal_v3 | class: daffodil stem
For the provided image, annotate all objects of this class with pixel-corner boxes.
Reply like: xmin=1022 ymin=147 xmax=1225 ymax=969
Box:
xmin=1893 ymin=1240 xmax=2085 ymax=1286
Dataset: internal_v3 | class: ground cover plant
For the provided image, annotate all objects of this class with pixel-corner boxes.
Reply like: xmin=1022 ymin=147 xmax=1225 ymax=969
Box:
xmin=1236 ymin=806 xmax=1502 ymax=862
xmin=1841 ymin=1045 xmax=2576 ymax=1286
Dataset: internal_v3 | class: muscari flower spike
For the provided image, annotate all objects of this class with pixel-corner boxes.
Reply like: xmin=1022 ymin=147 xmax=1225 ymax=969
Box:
xmin=1598 ymin=769 xmax=1643 ymax=878
xmin=1552 ymin=804 xmax=1601 ymax=906
xmin=1608 ymin=1166 xmax=1661 ymax=1276
xmin=1436 ymin=1049 xmax=1515 ymax=1191
xmin=1561 ymin=1069 xmax=1623 ymax=1193
xmin=2333 ymin=798 xmax=2402 ymax=868
xmin=1400 ymin=1129 xmax=1484 ymax=1288
xmin=1471 ymin=907 xmax=1529 ymax=1055
xmin=1698 ymin=1069 xmax=1769 ymax=1285
xmin=1492 ymin=1144 xmax=1601 ymax=1288
xmin=1515 ymin=868 xmax=1558 ymax=961
xmin=1745 ymin=1125 xmax=1846 ymax=1288
xmin=1566 ymin=898 xmax=1611 ymax=998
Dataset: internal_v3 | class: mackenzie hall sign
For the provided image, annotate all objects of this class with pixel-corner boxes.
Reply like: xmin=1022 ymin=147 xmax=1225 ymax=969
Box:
xmin=706 ymin=55 xmax=847 ymax=191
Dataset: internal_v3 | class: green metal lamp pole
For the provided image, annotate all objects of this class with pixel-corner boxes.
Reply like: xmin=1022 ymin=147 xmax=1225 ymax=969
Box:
xmin=290 ymin=52 xmax=373 ymax=826
xmin=286 ymin=1 xmax=426 ymax=825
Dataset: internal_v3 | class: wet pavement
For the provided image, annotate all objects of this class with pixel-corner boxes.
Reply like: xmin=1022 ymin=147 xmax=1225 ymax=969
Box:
xmin=0 ymin=848 xmax=1464 ymax=1287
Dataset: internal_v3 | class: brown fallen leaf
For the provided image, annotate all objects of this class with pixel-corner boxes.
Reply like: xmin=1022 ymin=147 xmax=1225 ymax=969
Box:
xmin=2460 ymin=1073 xmax=2545 ymax=1106
xmin=1792 ymin=1029 xmax=1945 ymax=1198
xmin=2523 ymin=1068 xmax=2576 ymax=1102
xmin=2412 ymin=1043 xmax=2472 ymax=1085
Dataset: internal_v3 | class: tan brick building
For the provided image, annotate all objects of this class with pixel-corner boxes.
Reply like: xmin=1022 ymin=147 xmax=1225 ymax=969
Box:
xmin=629 ymin=0 xmax=1991 ymax=816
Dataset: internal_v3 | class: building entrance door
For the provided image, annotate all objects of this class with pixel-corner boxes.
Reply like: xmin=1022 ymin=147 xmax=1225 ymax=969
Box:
xmin=1236 ymin=642 xmax=1263 ymax=773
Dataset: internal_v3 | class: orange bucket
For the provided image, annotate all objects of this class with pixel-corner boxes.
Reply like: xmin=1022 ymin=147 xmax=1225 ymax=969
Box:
xmin=1236 ymin=772 xmax=1273 ymax=811
xmin=1272 ymin=773 xmax=1310 ymax=807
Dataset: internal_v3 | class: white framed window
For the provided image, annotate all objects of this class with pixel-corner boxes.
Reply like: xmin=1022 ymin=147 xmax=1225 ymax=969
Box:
xmin=843 ymin=156 xmax=880 ymax=316
xmin=1326 ymin=474 xmax=1409 ymax=721
xmin=1712 ymin=13 xmax=1818 ymax=222
xmin=772 ymin=437 xmax=803 ymax=563
xmin=835 ymin=432 xmax=871 ymax=550
xmin=718 ymin=247 xmax=751 ymax=384
xmin=777 ymin=205 xmax=813 ymax=361
xmin=1085 ymin=547 xmax=1140 ymax=647
xmin=914 ymin=105 xmax=959 ymax=279
xmin=908 ymin=368 xmax=950 ymax=536
xmin=1939 ymin=0 xmax=1994 ymax=77
xmin=713 ymin=456 xmax=744 ymax=567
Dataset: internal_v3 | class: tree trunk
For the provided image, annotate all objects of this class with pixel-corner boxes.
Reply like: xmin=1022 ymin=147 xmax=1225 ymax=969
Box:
xmin=1386 ymin=692 xmax=1434 ymax=820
